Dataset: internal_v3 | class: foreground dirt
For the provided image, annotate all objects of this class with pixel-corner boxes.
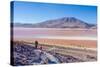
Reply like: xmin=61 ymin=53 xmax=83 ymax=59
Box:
xmin=12 ymin=41 xmax=97 ymax=66
xmin=14 ymin=38 xmax=97 ymax=49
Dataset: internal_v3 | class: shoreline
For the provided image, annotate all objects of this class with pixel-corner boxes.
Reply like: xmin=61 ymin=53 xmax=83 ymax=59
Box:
xmin=13 ymin=27 xmax=97 ymax=30
xmin=13 ymin=38 xmax=97 ymax=49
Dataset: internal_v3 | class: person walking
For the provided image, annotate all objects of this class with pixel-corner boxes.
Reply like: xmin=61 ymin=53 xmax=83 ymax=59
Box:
xmin=35 ymin=40 xmax=38 ymax=49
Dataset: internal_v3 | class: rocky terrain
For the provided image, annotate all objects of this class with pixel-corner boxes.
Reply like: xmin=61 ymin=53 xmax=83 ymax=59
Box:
xmin=12 ymin=41 xmax=82 ymax=66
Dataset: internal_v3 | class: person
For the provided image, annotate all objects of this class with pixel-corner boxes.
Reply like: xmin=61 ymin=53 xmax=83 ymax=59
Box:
xmin=35 ymin=40 xmax=38 ymax=49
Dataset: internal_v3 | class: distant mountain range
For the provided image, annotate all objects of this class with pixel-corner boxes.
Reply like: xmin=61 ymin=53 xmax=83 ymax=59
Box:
xmin=12 ymin=17 xmax=97 ymax=29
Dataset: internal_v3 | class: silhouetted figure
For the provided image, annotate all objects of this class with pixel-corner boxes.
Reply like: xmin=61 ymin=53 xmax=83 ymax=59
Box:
xmin=35 ymin=40 xmax=38 ymax=49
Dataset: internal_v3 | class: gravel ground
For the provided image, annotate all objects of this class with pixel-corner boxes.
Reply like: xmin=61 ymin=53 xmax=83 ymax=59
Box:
xmin=12 ymin=41 xmax=92 ymax=66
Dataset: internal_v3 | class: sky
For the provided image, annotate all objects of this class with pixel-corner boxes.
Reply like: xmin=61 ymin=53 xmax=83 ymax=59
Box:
xmin=12 ymin=1 xmax=97 ymax=24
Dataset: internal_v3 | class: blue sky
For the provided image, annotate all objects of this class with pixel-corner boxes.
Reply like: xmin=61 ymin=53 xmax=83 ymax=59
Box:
xmin=12 ymin=1 xmax=97 ymax=24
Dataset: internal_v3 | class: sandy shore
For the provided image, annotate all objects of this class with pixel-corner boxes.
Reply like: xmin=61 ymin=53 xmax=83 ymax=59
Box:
xmin=14 ymin=38 xmax=97 ymax=49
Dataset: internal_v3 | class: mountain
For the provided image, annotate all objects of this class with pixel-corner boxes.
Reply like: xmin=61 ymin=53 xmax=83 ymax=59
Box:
xmin=13 ymin=17 xmax=96 ymax=29
xmin=12 ymin=23 xmax=34 ymax=28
